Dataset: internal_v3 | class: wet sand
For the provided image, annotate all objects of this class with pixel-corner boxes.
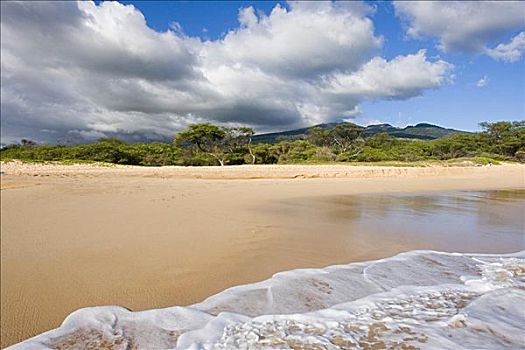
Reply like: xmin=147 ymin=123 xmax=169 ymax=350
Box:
xmin=1 ymin=163 xmax=524 ymax=347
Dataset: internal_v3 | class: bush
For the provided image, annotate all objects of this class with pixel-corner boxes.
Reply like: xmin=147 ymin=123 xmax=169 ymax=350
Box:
xmin=354 ymin=147 xmax=391 ymax=162
xmin=274 ymin=140 xmax=315 ymax=163
xmin=224 ymin=152 xmax=246 ymax=165
xmin=515 ymin=150 xmax=525 ymax=162
xmin=250 ymin=143 xmax=277 ymax=164
xmin=472 ymin=157 xmax=500 ymax=165
xmin=310 ymin=146 xmax=336 ymax=162
xmin=180 ymin=152 xmax=216 ymax=166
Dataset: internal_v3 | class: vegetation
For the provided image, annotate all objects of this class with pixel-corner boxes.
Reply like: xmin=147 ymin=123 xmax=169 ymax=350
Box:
xmin=1 ymin=121 xmax=523 ymax=166
xmin=174 ymin=123 xmax=255 ymax=166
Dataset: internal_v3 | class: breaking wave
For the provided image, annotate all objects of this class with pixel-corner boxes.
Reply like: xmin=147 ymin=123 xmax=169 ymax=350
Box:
xmin=8 ymin=250 xmax=525 ymax=349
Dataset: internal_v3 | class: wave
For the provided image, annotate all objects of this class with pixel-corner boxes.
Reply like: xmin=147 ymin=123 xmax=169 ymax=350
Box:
xmin=8 ymin=250 xmax=525 ymax=349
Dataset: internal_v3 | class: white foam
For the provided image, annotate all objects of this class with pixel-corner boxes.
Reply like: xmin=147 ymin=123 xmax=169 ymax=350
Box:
xmin=7 ymin=250 xmax=525 ymax=349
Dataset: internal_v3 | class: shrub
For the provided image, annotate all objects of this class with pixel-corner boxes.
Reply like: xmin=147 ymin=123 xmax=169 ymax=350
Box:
xmin=472 ymin=157 xmax=500 ymax=165
xmin=355 ymin=147 xmax=391 ymax=162
xmin=515 ymin=150 xmax=525 ymax=162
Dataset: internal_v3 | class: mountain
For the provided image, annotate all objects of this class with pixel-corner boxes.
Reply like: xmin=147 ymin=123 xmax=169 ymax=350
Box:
xmin=362 ymin=123 xmax=463 ymax=139
xmin=252 ymin=122 xmax=464 ymax=143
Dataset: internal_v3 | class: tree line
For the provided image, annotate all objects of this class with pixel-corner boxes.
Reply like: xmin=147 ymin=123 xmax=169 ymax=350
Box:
xmin=1 ymin=121 xmax=524 ymax=166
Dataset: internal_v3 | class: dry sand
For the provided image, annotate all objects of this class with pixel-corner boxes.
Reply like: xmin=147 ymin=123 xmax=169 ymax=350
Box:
xmin=1 ymin=162 xmax=524 ymax=347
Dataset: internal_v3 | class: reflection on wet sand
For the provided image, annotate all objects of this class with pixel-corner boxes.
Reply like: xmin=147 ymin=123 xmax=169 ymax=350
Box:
xmin=276 ymin=189 xmax=525 ymax=254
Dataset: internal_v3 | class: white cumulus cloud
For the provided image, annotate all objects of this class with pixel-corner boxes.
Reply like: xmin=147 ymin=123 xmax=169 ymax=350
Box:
xmin=323 ymin=50 xmax=453 ymax=99
xmin=394 ymin=1 xmax=525 ymax=60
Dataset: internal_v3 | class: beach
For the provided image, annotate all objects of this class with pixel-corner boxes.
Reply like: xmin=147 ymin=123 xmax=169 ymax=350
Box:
xmin=1 ymin=162 xmax=524 ymax=347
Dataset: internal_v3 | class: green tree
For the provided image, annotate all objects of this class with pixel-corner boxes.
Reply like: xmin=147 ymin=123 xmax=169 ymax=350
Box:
xmin=308 ymin=123 xmax=364 ymax=156
xmin=365 ymin=132 xmax=397 ymax=148
xmin=429 ymin=133 xmax=486 ymax=160
xmin=330 ymin=123 xmax=365 ymax=156
xmin=174 ymin=123 xmax=227 ymax=165
xmin=174 ymin=123 xmax=255 ymax=166
xmin=307 ymin=127 xmax=331 ymax=147
xmin=224 ymin=127 xmax=256 ymax=164
xmin=250 ymin=143 xmax=277 ymax=164
xmin=479 ymin=121 xmax=525 ymax=158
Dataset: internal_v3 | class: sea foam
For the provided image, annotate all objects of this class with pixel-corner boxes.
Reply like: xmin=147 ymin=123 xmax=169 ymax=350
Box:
xmin=8 ymin=250 xmax=525 ymax=349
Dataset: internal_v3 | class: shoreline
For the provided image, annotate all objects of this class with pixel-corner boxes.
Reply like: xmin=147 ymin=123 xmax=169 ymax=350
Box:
xmin=1 ymin=162 xmax=524 ymax=347
xmin=8 ymin=249 xmax=525 ymax=349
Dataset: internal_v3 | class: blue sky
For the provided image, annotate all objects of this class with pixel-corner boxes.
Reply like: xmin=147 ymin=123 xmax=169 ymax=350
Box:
xmin=119 ymin=1 xmax=287 ymax=38
xmin=1 ymin=1 xmax=524 ymax=143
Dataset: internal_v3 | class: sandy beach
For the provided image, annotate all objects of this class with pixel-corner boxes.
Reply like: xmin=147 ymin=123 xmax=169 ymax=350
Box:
xmin=1 ymin=162 xmax=524 ymax=347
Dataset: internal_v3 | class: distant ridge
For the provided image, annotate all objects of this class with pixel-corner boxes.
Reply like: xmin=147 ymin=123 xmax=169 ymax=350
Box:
xmin=253 ymin=122 xmax=464 ymax=143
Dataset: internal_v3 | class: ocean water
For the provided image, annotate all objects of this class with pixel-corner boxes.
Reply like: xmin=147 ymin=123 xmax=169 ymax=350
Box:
xmin=9 ymin=250 xmax=525 ymax=349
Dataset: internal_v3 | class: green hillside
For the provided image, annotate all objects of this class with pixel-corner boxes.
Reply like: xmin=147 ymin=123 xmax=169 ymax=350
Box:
xmin=253 ymin=122 xmax=463 ymax=144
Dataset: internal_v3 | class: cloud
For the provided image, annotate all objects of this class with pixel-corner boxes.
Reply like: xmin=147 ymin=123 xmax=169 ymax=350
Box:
xmin=485 ymin=32 xmax=525 ymax=63
xmin=394 ymin=1 xmax=525 ymax=60
xmin=357 ymin=118 xmax=385 ymax=127
xmin=208 ymin=2 xmax=382 ymax=79
xmin=477 ymin=75 xmax=489 ymax=88
xmin=1 ymin=1 xmax=453 ymax=143
xmin=323 ymin=50 xmax=453 ymax=99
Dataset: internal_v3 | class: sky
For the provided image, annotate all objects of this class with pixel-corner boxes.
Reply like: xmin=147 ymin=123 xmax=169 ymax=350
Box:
xmin=1 ymin=1 xmax=524 ymax=144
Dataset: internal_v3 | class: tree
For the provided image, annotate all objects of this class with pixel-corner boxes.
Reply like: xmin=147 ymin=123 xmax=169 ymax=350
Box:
xmin=480 ymin=121 xmax=514 ymax=141
xmin=480 ymin=121 xmax=525 ymax=157
xmin=174 ymin=123 xmax=227 ymax=165
xmin=515 ymin=150 xmax=525 ymax=162
xmin=174 ymin=123 xmax=255 ymax=166
xmin=365 ymin=132 xmax=397 ymax=148
xmin=308 ymin=123 xmax=364 ymax=156
xmin=307 ymin=127 xmax=331 ymax=147
xmin=250 ymin=143 xmax=278 ymax=164
xmin=224 ymin=127 xmax=256 ymax=164
xmin=330 ymin=123 xmax=364 ymax=156
xmin=270 ymin=140 xmax=314 ymax=163
xmin=429 ymin=133 xmax=486 ymax=159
